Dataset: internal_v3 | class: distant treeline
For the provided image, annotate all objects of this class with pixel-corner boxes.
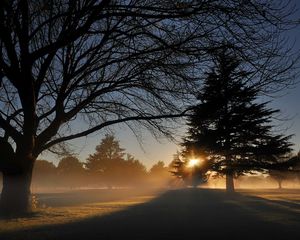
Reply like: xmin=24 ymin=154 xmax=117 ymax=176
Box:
xmin=30 ymin=158 xmax=172 ymax=189
xmin=30 ymin=135 xmax=173 ymax=189
xmin=1 ymin=134 xmax=298 ymax=190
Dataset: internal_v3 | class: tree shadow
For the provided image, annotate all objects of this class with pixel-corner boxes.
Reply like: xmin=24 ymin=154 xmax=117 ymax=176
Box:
xmin=1 ymin=188 xmax=300 ymax=240
xmin=0 ymin=211 xmax=40 ymax=220
xmin=34 ymin=188 xmax=160 ymax=207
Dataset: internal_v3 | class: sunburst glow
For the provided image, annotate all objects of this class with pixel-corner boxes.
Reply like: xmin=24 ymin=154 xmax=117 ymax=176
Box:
xmin=187 ymin=158 xmax=201 ymax=168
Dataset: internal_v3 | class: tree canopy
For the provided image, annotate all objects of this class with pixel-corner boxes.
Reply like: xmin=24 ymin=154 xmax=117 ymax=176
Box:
xmin=86 ymin=134 xmax=147 ymax=186
xmin=182 ymin=48 xmax=294 ymax=191
xmin=86 ymin=134 xmax=125 ymax=173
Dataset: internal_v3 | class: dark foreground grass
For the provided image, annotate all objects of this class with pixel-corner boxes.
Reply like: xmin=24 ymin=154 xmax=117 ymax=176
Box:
xmin=1 ymin=188 xmax=300 ymax=240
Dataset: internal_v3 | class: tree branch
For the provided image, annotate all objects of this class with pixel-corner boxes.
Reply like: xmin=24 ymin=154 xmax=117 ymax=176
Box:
xmin=39 ymin=109 xmax=192 ymax=153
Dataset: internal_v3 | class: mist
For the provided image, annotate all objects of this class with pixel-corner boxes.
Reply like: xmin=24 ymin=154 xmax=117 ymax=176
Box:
xmin=204 ymin=175 xmax=300 ymax=190
xmin=27 ymin=161 xmax=300 ymax=193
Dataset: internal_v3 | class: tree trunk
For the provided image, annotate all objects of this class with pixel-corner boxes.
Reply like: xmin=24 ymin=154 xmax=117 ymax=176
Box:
xmin=0 ymin=170 xmax=33 ymax=216
xmin=0 ymin=156 xmax=34 ymax=216
xmin=226 ymin=173 xmax=235 ymax=193
xmin=278 ymin=180 xmax=282 ymax=189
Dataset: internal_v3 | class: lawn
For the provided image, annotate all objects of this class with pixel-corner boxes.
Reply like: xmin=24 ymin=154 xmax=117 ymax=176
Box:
xmin=1 ymin=188 xmax=300 ymax=240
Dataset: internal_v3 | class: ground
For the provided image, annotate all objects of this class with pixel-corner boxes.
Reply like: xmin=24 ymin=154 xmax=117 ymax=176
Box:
xmin=1 ymin=188 xmax=300 ymax=239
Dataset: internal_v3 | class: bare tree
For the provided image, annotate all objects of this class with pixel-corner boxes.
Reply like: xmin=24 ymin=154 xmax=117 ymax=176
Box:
xmin=0 ymin=0 xmax=298 ymax=215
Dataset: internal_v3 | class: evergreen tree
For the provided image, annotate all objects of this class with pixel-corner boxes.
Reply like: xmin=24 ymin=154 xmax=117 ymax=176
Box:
xmin=85 ymin=134 xmax=125 ymax=174
xmin=85 ymin=135 xmax=147 ymax=187
xmin=169 ymin=152 xmax=210 ymax=187
xmin=182 ymin=49 xmax=293 ymax=192
xmin=169 ymin=152 xmax=186 ymax=181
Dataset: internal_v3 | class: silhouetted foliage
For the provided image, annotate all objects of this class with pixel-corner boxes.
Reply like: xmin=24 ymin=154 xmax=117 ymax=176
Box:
xmin=32 ymin=160 xmax=57 ymax=188
xmin=122 ymin=154 xmax=147 ymax=185
xmin=169 ymin=153 xmax=186 ymax=180
xmin=86 ymin=135 xmax=125 ymax=173
xmin=269 ymin=170 xmax=288 ymax=189
xmin=86 ymin=135 xmax=147 ymax=187
xmin=169 ymin=152 xmax=210 ymax=187
xmin=57 ymin=155 xmax=85 ymax=188
xmin=0 ymin=0 xmax=298 ymax=214
xmin=182 ymin=48 xmax=293 ymax=192
xmin=268 ymin=153 xmax=300 ymax=189
xmin=147 ymin=161 xmax=172 ymax=186
xmin=149 ymin=161 xmax=168 ymax=175
xmin=58 ymin=156 xmax=84 ymax=173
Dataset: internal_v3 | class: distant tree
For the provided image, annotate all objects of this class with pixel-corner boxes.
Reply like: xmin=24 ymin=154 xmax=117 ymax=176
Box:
xmin=85 ymin=134 xmax=125 ymax=175
xmin=57 ymin=155 xmax=85 ymax=188
xmin=291 ymin=153 xmax=300 ymax=183
xmin=148 ymin=161 xmax=172 ymax=186
xmin=32 ymin=160 xmax=57 ymax=188
xmin=268 ymin=153 xmax=300 ymax=189
xmin=269 ymin=170 xmax=288 ymax=189
xmin=124 ymin=154 xmax=147 ymax=175
xmin=150 ymin=161 xmax=168 ymax=175
xmin=35 ymin=160 xmax=56 ymax=171
xmin=58 ymin=156 xmax=84 ymax=173
xmin=86 ymin=135 xmax=147 ymax=187
xmin=182 ymin=48 xmax=293 ymax=192
xmin=122 ymin=154 xmax=147 ymax=186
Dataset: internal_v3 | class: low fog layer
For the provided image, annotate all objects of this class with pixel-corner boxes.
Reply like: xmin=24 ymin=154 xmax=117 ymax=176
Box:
xmin=2 ymin=170 xmax=299 ymax=194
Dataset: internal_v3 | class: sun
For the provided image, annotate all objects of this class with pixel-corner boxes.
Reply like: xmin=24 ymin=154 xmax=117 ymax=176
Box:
xmin=187 ymin=158 xmax=201 ymax=168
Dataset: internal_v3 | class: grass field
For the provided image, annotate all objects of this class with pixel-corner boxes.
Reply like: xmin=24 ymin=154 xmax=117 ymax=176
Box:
xmin=1 ymin=188 xmax=300 ymax=239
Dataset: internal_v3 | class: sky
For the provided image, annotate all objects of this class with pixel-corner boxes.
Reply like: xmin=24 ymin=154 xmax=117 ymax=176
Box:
xmin=42 ymin=2 xmax=300 ymax=170
xmin=43 ymin=83 xmax=300 ymax=170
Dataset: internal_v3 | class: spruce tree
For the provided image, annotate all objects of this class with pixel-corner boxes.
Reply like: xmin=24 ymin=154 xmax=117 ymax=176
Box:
xmin=182 ymin=49 xmax=293 ymax=192
xmin=85 ymin=134 xmax=125 ymax=173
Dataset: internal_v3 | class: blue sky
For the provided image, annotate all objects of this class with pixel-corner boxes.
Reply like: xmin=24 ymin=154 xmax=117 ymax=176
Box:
xmin=42 ymin=2 xmax=300 ymax=169
xmin=44 ymin=77 xmax=300 ymax=170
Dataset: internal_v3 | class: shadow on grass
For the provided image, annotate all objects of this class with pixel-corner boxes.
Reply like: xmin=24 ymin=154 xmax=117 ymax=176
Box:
xmin=34 ymin=188 xmax=161 ymax=207
xmin=0 ymin=211 xmax=40 ymax=220
xmin=1 ymin=188 xmax=300 ymax=240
